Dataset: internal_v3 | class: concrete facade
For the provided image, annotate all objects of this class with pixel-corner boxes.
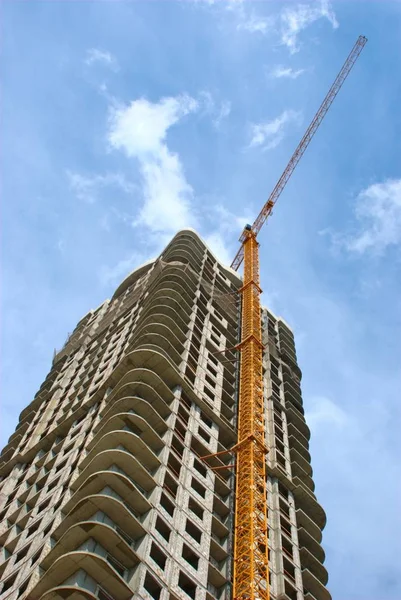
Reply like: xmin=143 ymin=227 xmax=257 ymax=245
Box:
xmin=0 ymin=230 xmax=330 ymax=600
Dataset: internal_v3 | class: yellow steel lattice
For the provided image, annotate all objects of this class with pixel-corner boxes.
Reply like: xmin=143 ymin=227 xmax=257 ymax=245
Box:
xmin=233 ymin=230 xmax=269 ymax=600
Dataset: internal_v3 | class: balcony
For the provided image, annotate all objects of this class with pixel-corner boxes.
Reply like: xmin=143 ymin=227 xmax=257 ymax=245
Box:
xmin=62 ymin=469 xmax=151 ymax=529
xmin=300 ymin=547 xmax=328 ymax=586
xmin=298 ymin=527 xmax=325 ymax=564
xmin=31 ymin=551 xmax=133 ymax=600
xmin=288 ymin=432 xmax=310 ymax=462
xmin=54 ymin=493 xmax=146 ymax=544
xmin=208 ymin=557 xmax=228 ymax=588
xmin=212 ymin=512 xmax=230 ymax=539
xmin=285 ymin=406 xmax=310 ymax=441
xmin=296 ymin=509 xmax=322 ymax=544
xmin=88 ymin=415 xmax=164 ymax=456
xmin=302 ymin=568 xmax=332 ymax=600
xmin=72 ymin=448 xmax=157 ymax=495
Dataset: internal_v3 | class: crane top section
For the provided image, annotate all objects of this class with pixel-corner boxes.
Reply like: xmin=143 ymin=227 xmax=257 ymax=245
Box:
xmin=231 ymin=34 xmax=367 ymax=271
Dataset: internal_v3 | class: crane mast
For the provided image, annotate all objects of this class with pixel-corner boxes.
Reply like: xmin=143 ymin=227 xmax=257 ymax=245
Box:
xmin=232 ymin=36 xmax=367 ymax=600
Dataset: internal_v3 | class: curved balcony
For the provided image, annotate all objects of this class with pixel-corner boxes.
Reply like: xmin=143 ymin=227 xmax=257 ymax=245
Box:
xmin=293 ymin=483 xmax=326 ymax=530
xmin=300 ymin=547 xmax=328 ymax=586
xmin=154 ymin=269 xmax=197 ymax=300
xmin=112 ymin=259 xmax=154 ymax=300
xmin=82 ymin=430 xmax=161 ymax=473
xmin=42 ymin=520 xmax=139 ymax=570
xmin=139 ymin=302 xmax=191 ymax=337
xmin=71 ymin=448 xmax=156 ymax=494
xmin=302 ymin=568 xmax=332 ymax=600
xmin=298 ymin=526 xmax=325 ymax=564
xmin=40 ymin=587 xmax=98 ymax=600
xmin=98 ymin=393 xmax=169 ymax=435
xmin=145 ymin=287 xmax=193 ymax=317
xmin=60 ymin=470 xmax=151 ymax=532
xmin=132 ymin=328 xmax=184 ymax=367
xmin=106 ymin=356 xmax=177 ymax=408
xmin=30 ymin=551 xmax=133 ymax=600
xmin=147 ymin=284 xmax=194 ymax=315
xmin=285 ymin=405 xmax=310 ymax=441
xmin=88 ymin=413 xmax=164 ymax=454
xmin=136 ymin=309 xmax=188 ymax=342
xmin=55 ymin=493 xmax=146 ymax=541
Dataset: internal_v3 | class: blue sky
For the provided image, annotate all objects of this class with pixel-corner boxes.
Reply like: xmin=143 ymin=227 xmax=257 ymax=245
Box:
xmin=1 ymin=0 xmax=401 ymax=597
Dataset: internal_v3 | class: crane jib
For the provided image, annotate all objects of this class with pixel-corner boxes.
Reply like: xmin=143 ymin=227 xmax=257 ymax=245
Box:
xmin=230 ymin=35 xmax=367 ymax=272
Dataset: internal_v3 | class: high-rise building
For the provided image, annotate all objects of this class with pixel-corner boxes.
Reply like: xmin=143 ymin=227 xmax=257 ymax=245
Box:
xmin=0 ymin=230 xmax=329 ymax=600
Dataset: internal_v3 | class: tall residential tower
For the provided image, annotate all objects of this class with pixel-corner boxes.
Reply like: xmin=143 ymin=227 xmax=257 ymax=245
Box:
xmin=0 ymin=231 xmax=329 ymax=600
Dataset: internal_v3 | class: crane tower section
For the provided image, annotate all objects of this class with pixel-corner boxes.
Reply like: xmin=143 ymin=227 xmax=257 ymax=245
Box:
xmin=231 ymin=35 xmax=367 ymax=600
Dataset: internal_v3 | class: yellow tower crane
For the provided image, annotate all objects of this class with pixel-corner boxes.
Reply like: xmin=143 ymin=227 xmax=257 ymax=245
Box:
xmin=230 ymin=35 xmax=367 ymax=600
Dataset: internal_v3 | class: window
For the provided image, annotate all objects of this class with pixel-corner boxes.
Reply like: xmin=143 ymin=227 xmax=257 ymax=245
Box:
xmin=16 ymin=545 xmax=29 ymax=563
xmin=2 ymin=573 xmax=17 ymax=592
xmin=150 ymin=542 xmax=167 ymax=570
xmin=155 ymin=516 xmax=171 ymax=542
xmin=97 ymin=588 xmax=114 ymax=600
xmin=190 ymin=477 xmax=206 ymax=499
xmin=208 ymin=352 xmax=219 ymax=367
xmin=200 ymin=412 xmax=212 ymax=429
xmin=160 ymin=493 xmax=175 ymax=517
xmin=18 ymin=578 xmax=30 ymax=595
xmin=47 ymin=476 xmax=60 ymax=492
xmin=185 ymin=519 xmax=202 ymax=544
xmin=198 ymin=427 xmax=211 ymax=444
xmin=203 ymin=386 xmax=215 ymax=402
xmin=178 ymin=572 xmax=196 ymax=599
xmin=193 ymin=458 xmax=207 ymax=478
xmin=188 ymin=497 xmax=204 ymax=520
xmin=167 ymin=454 xmax=181 ymax=480
xmin=182 ymin=544 xmax=199 ymax=570
xmin=37 ymin=497 xmax=51 ymax=513
xmin=207 ymin=364 xmax=218 ymax=379
xmin=144 ymin=572 xmax=162 ymax=600
xmin=31 ymin=548 xmax=42 ymax=564
xmin=284 ymin=580 xmax=297 ymax=600
xmin=283 ymin=556 xmax=295 ymax=582
xmin=205 ymin=374 xmax=216 ymax=389
xmin=163 ymin=472 xmax=178 ymax=499
xmin=27 ymin=521 xmax=40 ymax=537
xmin=106 ymin=554 xmax=125 ymax=577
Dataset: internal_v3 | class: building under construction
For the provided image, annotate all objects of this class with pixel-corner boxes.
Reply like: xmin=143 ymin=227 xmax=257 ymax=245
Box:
xmin=0 ymin=35 xmax=367 ymax=600
xmin=0 ymin=230 xmax=328 ymax=600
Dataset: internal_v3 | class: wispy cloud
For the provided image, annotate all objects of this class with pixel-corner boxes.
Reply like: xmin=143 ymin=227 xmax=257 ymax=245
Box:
xmin=108 ymin=95 xmax=199 ymax=233
xmin=237 ymin=11 xmax=274 ymax=34
xmin=192 ymin=0 xmax=338 ymax=50
xmin=326 ymin=179 xmax=401 ymax=255
xmin=269 ymin=65 xmax=306 ymax=79
xmin=200 ymin=92 xmax=231 ymax=127
xmin=67 ymin=171 xmax=136 ymax=203
xmin=249 ymin=109 xmax=301 ymax=150
xmin=85 ymin=48 xmax=119 ymax=71
xmin=99 ymin=251 xmax=149 ymax=286
xmin=280 ymin=0 xmax=339 ymax=54
xmin=306 ymin=396 xmax=348 ymax=430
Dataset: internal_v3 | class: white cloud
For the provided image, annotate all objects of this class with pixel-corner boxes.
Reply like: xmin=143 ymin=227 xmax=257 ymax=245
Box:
xmin=67 ymin=171 xmax=136 ymax=203
xmin=249 ymin=109 xmax=301 ymax=150
xmin=237 ymin=12 xmax=274 ymax=34
xmin=213 ymin=100 xmax=231 ymax=127
xmin=306 ymin=395 xmax=349 ymax=431
xmin=199 ymin=92 xmax=231 ymax=128
xmin=99 ymin=252 xmax=148 ymax=286
xmin=345 ymin=179 xmax=401 ymax=255
xmin=269 ymin=65 xmax=306 ymax=79
xmin=280 ymin=0 xmax=338 ymax=54
xmin=85 ymin=48 xmax=119 ymax=71
xmin=108 ymin=95 xmax=199 ymax=233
